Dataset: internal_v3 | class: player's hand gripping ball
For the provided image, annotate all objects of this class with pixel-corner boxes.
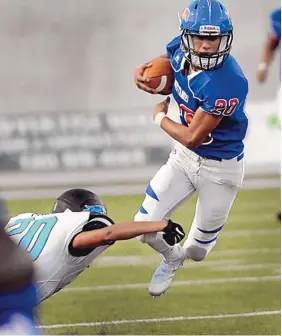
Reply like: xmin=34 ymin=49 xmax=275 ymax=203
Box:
xmin=134 ymin=57 xmax=174 ymax=95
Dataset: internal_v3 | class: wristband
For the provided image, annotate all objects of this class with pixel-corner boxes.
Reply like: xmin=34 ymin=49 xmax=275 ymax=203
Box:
xmin=258 ymin=62 xmax=267 ymax=71
xmin=154 ymin=112 xmax=167 ymax=127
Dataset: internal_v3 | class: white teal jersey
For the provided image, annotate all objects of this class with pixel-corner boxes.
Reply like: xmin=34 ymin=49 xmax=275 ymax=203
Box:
xmin=5 ymin=212 xmax=112 ymax=303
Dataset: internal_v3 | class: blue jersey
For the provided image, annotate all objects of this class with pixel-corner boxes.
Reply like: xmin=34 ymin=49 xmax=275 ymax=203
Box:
xmin=166 ymin=36 xmax=248 ymax=160
xmin=270 ymin=8 xmax=281 ymax=41
xmin=0 ymin=283 xmax=38 ymax=335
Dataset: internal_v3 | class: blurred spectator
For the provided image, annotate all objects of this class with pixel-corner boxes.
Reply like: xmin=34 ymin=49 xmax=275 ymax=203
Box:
xmin=257 ymin=8 xmax=281 ymax=83
xmin=257 ymin=8 xmax=281 ymax=222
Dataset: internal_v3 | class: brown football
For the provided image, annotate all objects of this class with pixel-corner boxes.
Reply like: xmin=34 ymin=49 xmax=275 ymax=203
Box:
xmin=143 ymin=57 xmax=174 ymax=95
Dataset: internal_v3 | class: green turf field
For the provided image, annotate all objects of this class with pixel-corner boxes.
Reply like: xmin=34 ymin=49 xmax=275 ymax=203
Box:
xmin=8 ymin=188 xmax=281 ymax=335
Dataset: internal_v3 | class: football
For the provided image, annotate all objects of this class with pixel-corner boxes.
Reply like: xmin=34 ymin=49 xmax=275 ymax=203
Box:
xmin=143 ymin=57 xmax=174 ymax=95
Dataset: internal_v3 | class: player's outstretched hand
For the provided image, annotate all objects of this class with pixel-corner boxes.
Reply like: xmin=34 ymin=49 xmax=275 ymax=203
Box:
xmin=133 ymin=62 xmax=157 ymax=94
xmin=162 ymin=219 xmax=185 ymax=246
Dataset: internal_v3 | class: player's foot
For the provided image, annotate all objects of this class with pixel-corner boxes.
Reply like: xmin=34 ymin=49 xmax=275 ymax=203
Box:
xmin=148 ymin=244 xmax=186 ymax=297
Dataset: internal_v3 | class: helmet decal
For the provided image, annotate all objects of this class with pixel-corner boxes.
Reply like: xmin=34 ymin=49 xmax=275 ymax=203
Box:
xmin=83 ymin=205 xmax=106 ymax=215
xmin=182 ymin=8 xmax=190 ymax=22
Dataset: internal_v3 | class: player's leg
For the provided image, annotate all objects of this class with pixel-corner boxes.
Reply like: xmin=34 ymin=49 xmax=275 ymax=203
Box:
xmin=183 ymin=159 xmax=245 ymax=261
xmin=134 ymin=152 xmax=196 ymax=296
xmin=134 ymin=157 xmax=195 ymax=260
xmin=147 ymin=154 xmax=245 ymax=296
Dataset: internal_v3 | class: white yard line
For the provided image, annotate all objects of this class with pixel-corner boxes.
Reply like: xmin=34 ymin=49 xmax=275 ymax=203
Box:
xmin=213 ymin=263 xmax=280 ymax=271
xmin=93 ymin=247 xmax=280 ymax=267
xmin=98 ymin=247 xmax=280 ymax=265
xmin=221 ymin=228 xmax=280 ymax=237
xmin=63 ymin=275 xmax=280 ymax=293
xmin=39 ymin=310 xmax=281 ymax=329
xmin=211 ymin=247 xmax=280 ymax=257
xmin=93 ymin=257 xmax=245 ymax=267
xmin=93 ymin=258 xmax=279 ymax=270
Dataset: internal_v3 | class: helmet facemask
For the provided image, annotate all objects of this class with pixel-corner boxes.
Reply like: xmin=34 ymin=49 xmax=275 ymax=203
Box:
xmin=180 ymin=29 xmax=233 ymax=71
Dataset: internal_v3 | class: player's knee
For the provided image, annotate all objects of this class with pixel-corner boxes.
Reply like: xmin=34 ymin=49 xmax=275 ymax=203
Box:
xmin=186 ymin=245 xmax=207 ymax=262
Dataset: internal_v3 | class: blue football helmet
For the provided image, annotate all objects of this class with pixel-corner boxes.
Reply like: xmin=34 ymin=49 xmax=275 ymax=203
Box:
xmin=179 ymin=0 xmax=233 ymax=71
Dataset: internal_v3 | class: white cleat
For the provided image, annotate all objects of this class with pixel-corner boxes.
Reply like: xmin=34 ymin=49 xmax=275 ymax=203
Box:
xmin=148 ymin=245 xmax=186 ymax=297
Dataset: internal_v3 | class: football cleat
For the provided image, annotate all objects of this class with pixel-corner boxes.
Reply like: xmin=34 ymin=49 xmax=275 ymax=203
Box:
xmin=148 ymin=244 xmax=186 ymax=296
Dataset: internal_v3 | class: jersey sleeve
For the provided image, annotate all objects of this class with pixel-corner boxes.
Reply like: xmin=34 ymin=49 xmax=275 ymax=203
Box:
xmin=270 ymin=8 xmax=281 ymax=40
xmin=166 ymin=35 xmax=181 ymax=60
xmin=84 ymin=214 xmax=115 ymax=231
xmin=200 ymin=76 xmax=248 ymax=118
xmin=68 ymin=214 xmax=115 ymax=257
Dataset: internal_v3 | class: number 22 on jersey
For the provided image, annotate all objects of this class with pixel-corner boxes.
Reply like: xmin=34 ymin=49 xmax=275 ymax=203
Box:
xmin=6 ymin=216 xmax=58 ymax=261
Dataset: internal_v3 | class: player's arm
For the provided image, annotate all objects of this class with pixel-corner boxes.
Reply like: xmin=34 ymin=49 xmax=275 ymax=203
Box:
xmin=257 ymin=34 xmax=280 ymax=82
xmin=260 ymin=33 xmax=280 ymax=63
xmin=153 ymin=97 xmax=222 ymax=148
xmin=257 ymin=9 xmax=281 ymax=82
xmin=72 ymin=219 xmax=185 ymax=249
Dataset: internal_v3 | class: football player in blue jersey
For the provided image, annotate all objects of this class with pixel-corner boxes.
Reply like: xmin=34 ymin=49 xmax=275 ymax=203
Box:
xmin=133 ymin=0 xmax=248 ymax=297
xmin=257 ymin=7 xmax=281 ymax=83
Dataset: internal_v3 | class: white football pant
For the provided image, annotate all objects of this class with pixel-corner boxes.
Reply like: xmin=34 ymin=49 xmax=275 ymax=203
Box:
xmin=135 ymin=142 xmax=245 ymax=262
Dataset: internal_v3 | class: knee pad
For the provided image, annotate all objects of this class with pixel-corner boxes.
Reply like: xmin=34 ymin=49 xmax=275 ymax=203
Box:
xmin=186 ymin=245 xmax=208 ymax=262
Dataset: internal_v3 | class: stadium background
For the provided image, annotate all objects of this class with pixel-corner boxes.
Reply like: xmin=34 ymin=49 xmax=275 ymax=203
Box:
xmin=0 ymin=1 xmax=280 ymax=335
